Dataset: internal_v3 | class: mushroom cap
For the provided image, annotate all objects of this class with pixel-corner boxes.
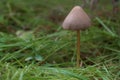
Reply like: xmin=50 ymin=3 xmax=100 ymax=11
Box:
xmin=62 ymin=6 xmax=91 ymax=30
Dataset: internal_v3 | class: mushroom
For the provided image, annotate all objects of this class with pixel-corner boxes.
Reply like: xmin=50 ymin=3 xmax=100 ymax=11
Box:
xmin=62 ymin=6 xmax=91 ymax=67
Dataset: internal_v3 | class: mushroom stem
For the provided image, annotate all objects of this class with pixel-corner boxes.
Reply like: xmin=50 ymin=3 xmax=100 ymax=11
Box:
xmin=77 ymin=30 xmax=80 ymax=67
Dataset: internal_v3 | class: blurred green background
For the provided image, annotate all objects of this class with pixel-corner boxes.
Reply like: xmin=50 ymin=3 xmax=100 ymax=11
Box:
xmin=0 ymin=0 xmax=120 ymax=80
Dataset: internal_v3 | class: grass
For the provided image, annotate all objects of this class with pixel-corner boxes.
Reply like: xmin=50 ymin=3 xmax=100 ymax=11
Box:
xmin=0 ymin=0 xmax=120 ymax=80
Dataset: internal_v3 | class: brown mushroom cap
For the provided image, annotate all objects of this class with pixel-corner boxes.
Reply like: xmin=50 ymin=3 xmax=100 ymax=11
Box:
xmin=62 ymin=6 xmax=91 ymax=30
